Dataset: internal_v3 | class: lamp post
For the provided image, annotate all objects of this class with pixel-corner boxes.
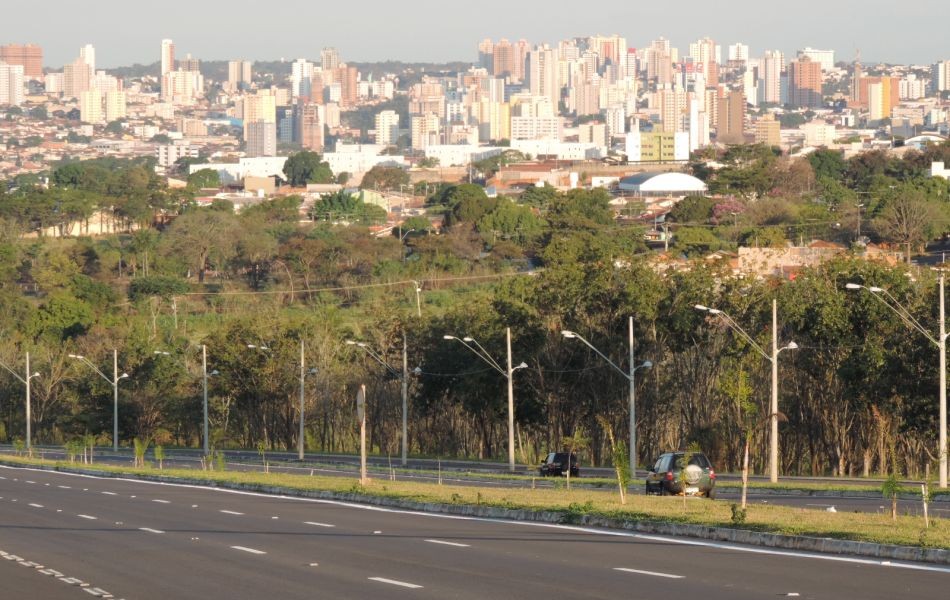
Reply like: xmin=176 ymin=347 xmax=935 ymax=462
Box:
xmin=69 ymin=350 xmax=128 ymax=452
xmin=247 ymin=342 xmax=314 ymax=460
xmin=411 ymin=280 xmax=423 ymax=318
xmin=444 ymin=328 xmax=527 ymax=472
xmin=0 ymin=353 xmax=40 ymax=451
xmin=695 ymin=300 xmax=797 ymax=483
xmin=562 ymin=317 xmax=652 ymax=473
xmin=847 ymin=278 xmax=947 ymax=488
xmin=346 ymin=336 xmax=410 ymax=466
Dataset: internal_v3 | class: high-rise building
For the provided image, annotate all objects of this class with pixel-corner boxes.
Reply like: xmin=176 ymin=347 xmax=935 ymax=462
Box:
xmin=160 ymin=39 xmax=175 ymax=99
xmin=79 ymin=89 xmax=103 ymax=124
xmin=797 ymin=48 xmax=835 ymax=72
xmin=228 ymin=60 xmax=253 ymax=91
xmin=162 ymin=69 xmax=203 ymax=103
xmin=79 ymin=44 xmax=95 ymax=72
xmin=788 ymin=56 xmax=823 ymax=108
xmin=728 ymin=43 xmax=749 ymax=64
xmin=0 ymin=44 xmax=43 ymax=79
xmin=605 ymin=105 xmax=626 ymax=138
xmin=375 ymin=109 xmax=400 ymax=146
xmin=64 ymin=57 xmax=92 ymax=98
xmin=478 ymin=39 xmax=494 ymax=70
xmin=295 ymin=102 xmax=324 ymax=152
xmin=277 ymin=106 xmax=294 ymax=144
xmin=855 ymin=76 xmax=899 ymax=116
xmin=321 ymin=48 xmax=341 ymax=72
xmin=933 ymin=60 xmax=950 ymax=93
xmin=246 ymin=121 xmax=277 ymax=157
xmin=527 ymin=45 xmax=559 ymax=111
xmin=657 ymin=86 xmax=688 ymax=133
xmin=647 ymin=38 xmax=674 ymax=86
xmin=0 ymin=63 xmax=25 ymax=106
xmin=104 ymin=90 xmax=127 ymax=122
xmin=761 ymin=50 xmax=784 ymax=105
xmin=291 ymin=58 xmax=314 ymax=98
xmin=410 ymin=113 xmax=440 ymax=150
xmin=332 ymin=65 xmax=358 ymax=108
xmin=492 ymin=39 xmax=514 ymax=79
xmin=179 ymin=53 xmax=200 ymax=73
xmin=716 ymin=90 xmax=746 ymax=144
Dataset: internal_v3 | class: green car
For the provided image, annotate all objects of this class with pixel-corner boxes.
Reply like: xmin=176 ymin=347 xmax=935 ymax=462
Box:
xmin=645 ymin=451 xmax=717 ymax=498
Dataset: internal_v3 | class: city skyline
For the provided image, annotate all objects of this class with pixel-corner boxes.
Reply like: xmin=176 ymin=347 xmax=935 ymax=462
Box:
xmin=3 ymin=0 xmax=948 ymax=69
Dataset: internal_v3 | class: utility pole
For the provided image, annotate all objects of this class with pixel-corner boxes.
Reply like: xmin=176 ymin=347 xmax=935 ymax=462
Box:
xmin=402 ymin=335 xmax=409 ymax=466
xmin=506 ymin=327 xmax=515 ymax=472
xmin=202 ymin=345 xmax=209 ymax=456
xmin=770 ymin=299 xmax=779 ymax=483
xmin=25 ymin=352 xmax=31 ymax=452
xmin=299 ymin=339 xmax=306 ymax=461
xmin=113 ymin=349 xmax=119 ymax=452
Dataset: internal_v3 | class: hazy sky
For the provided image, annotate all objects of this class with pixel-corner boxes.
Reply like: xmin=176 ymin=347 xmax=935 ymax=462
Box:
xmin=6 ymin=0 xmax=948 ymax=68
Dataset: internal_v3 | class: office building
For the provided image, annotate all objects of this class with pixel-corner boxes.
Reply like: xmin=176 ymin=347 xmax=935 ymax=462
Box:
xmin=788 ymin=56 xmax=823 ymax=108
xmin=0 ymin=44 xmax=42 ymax=79
xmin=0 ymin=63 xmax=25 ymax=106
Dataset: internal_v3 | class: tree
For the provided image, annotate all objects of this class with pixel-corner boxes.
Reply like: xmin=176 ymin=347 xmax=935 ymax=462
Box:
xmin=104 ymin=121 xmax=125 ymax=135
xmin=282 ymin=151 xmax=334 ymax=186
xmin=668 ymin=195 xmax=715 ymax=224
xmin=360 ymin=165 xmax=410 ymax=191
xmin=187 ymin=168 xmax=221 ymax=190
xmin=162 ymin=209 xmax=239 ymax=282
xmin=874 ymin=187 xmax=945 ymax=262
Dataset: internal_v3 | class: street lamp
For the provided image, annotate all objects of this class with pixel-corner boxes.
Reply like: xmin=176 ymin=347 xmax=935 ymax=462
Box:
xmin=247 ymin=342 xmax=314 ymax=460
xmin=346 ymin=336 xmax=412 ymax=466
xmin=411 ymin=280 xmax=423 ymax=318
xmin=0 ymin=353 xmax=40 ymax=451
xmin=154 ymin=348 xmax=217 ymax=456
xmin=69 ymin=351 xmax=128 ymax=452
xmin=695 ymin=300 xmax=797 ymax=483
xmin=444 ymin=328 xmax=527 ymax=472
xmin=847 ymin=279 xmax=948 ymax=488
xmin=562 ymin=316 xmax=652 ymax=473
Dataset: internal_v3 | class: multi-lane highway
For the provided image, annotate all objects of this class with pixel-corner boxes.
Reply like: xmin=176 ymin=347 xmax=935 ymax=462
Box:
xmin=1 ymin=463 xmax=947 ymax=599
xmin=5 ymin=446 xmax=943 ymax=516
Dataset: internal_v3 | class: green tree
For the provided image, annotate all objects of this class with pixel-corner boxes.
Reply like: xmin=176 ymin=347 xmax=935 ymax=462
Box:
xmin=187 ymin=168 xmax=221 ymax=190
xmin=668 ymin=195 xmax=715 ymax=224
xmin=282 ymin=151 xmax=334 ymax=186
xmin=360 ymin=165 xmax=410 ymax=191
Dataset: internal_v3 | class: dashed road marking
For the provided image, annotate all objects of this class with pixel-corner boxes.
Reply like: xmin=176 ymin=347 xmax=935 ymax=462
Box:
xmin=28 ymin=503 xmax=44 ymax=508
xmin=58 ymin=485 xmax=71 ymax=489
xmin=368 ymin=577 xmax=423 ymax=589
xmin=304 ymin=521 xmax=335 ymax=528
xmin=230 ymin=546 xmax=266 ymax=555
xmin=152 ymin=499 xmax=170 ymax=504
xmin=77 ymin=514 xmax=97 ymax=520
xmin=425 ymin=539 xmax=470 ymax=548
xmin=101 ymin=491 xmax=117 ymax=496
xmin=139 ymin=528 xmax=164 ymax=534
xmin=220 ymin=510 xmax=244 ymax=515
xmin=614 ymin=567 xmax=685 ymax=579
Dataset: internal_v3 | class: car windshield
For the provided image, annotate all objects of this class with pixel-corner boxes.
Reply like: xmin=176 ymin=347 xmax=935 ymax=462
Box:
xmin=553 ymin=453 xmax=575 ymax=463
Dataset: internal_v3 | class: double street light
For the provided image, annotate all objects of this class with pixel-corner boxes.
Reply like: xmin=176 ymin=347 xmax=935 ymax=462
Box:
xmin=153 ymin=349 xmax=218 ymax=456
xmin=69 ymin=350 xmax=128 ymax=452
xmin=695 ymin=300 xmax=798 ymax=483
xmin=247 ymin=342 xmax=316 ymax=460
xmin=562 ymin=317 xmax=652 ymax=473
xmin=346 ymin=337 xmax=417 ymax=466
xmin=846 ymin=278 xmax=948 ymax=488
xmin=0 ymin=353 xmax=40 ymax=451
xmin=444 ymin=328 xmax=527 ymax=472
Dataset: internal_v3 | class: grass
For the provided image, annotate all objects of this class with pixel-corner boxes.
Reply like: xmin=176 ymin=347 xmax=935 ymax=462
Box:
xmin=3 ymin=454 xmax=949 ymax=550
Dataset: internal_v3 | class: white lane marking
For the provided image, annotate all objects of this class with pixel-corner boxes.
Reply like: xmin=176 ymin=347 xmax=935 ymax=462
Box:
xmin=59 ymin=576 xmax=85 ymax=585
xmin=230 ymin=546 xmax=266 ymax=555
xmin=614 ymin=567 xmax=684 ymax=579
xmin=304 ymin=521 xmax=335 ymax=528
xmin=77 ymin=514 xmax=97 ymax=520
xmin=7 ymin=464 xmax=949 ymax=575
xmin=101 ymin=491 xmax=117 ymax=496
xmin=26 ymin=480 xmax=36 ymax=484
xmin=425 ymin=539 xmax=470 ymax=548
xmin=152 ymin=499 xmax=170 ymax=504
xmin=139 ymin=528 xmax=164 ymax=534
xmin=368 ymin=577 xmax=423 ymax=589
xmin=28 ymin=503 xmax=44 ymax=508
xmin=220 ymin=510 xmax=244 ymax=515
xmin=58 ymin=485 xmax=71 ymax=489
xmin=83 ymin=587 xmax=112 ymax=597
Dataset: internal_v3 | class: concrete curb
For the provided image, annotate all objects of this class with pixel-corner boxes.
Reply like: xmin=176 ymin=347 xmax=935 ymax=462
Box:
xmin=4 ymin=460 xmax=949 ymax=566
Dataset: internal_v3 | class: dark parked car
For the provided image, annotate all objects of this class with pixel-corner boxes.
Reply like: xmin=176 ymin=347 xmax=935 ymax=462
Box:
xmin=539 ymin=452 xmax=579 ymax=477
xmin=645 ymin=451 xmax=716 ymax=498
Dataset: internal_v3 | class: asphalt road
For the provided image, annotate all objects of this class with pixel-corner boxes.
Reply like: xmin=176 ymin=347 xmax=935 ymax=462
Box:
xmin=6 ymin=447 xmax=944 ymax=517
xmin=1 ymin=464 xmax=947 ymax=599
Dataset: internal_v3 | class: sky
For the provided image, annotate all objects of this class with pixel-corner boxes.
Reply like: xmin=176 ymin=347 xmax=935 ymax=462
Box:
xmin=5 ymin=0 xmax=948 ymax=69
